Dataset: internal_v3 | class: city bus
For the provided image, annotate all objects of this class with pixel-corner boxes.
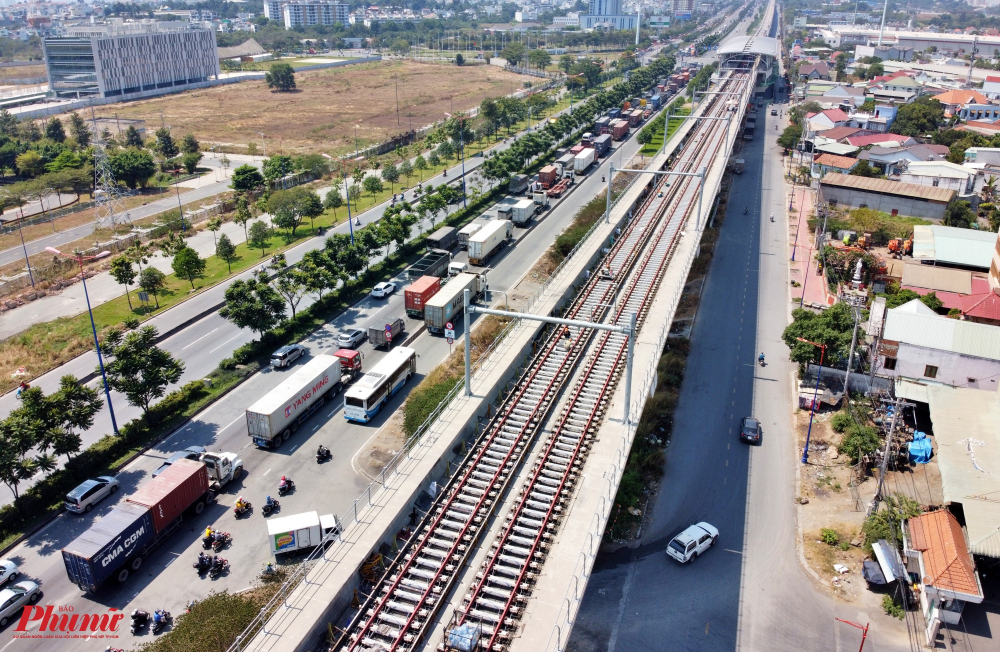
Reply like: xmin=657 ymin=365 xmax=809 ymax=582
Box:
xmin=344 ymin=347 xmax=417 ymax=423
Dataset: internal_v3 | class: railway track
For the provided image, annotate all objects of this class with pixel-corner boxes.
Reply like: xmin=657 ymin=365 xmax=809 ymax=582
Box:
xmin=335 ymin=70 xmax=749 ymax=652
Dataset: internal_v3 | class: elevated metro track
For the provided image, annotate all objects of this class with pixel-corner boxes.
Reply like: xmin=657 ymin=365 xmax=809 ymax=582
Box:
xmin=335 ymin=68 xmax=755 ymax=652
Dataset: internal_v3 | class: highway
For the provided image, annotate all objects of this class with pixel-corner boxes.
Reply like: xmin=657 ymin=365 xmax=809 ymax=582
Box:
xmin=0 ymin=104 xmax=661 ymax=650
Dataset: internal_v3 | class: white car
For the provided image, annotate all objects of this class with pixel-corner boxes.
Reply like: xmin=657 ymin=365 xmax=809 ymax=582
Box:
xmin=665 ymin=522 xmax=719 ymax=563
xmin=371 ymin=282 xmax=396 ymax=299
xmin=337 ymin=329 xmax=367 ymax=348
xmin=0 ymin=561 xmax=18 ymax=587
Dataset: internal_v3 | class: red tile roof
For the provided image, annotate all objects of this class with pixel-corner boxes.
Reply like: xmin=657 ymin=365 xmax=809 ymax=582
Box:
xmin=813 ymin=153 xmax=858 ymax=170
xmin=901 ymin=286 xmax=965 ymax=310
xmin=844 ymin=133 xmax=915 ymax=147
xmin=987 ymin=76 xmax=1000 ymax=84
xmin=819 ymin=126 xmax=865 ymax=141
xmin=962 ymin=291 xmax=1000 ymax=321
xmin=908 ymin=510 xmax=981 ymax=597
xmin=933 ymin=89 xmax=988 ymax=105
xmin=821 ymin=108 xmax=850 ymax=122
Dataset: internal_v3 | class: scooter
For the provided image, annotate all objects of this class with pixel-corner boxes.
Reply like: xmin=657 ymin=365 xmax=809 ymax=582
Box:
xmin=758 ymin=353 xmax=766 ymax=367
xmin=234 ymin=501 xmax=252 ymax=518
xmin=209 ymin=558 xmax=229 ymax=579
xmin=211 ymin=532 xmax=231 ymax=552
xmin=316 ymin=445 xmax=331 ymax=463
xmin=278 ymin=477 xmax=295 ymax=496
xmin=262 ymin=497 xmax=280 ymax=516
xmin=744 ymin=207 xmax=748 ymax=215
xmin=130 ymin=610 xmax=149 ymax=634
xmin=193 ymin=553 xmax=213 ymax=574
xmin=770 ymin=215 xmax=775 ymax=222
xmin=601 ymin=175 xmax=606 ymax=182
xmin=151 ymin=609 xmax=171 ymax=634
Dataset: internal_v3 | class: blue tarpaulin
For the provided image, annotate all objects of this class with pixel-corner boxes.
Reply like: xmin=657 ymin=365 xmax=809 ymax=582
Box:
xmin=909 ymin=431 xmax=932 ymax=464
xmin=447 ymin=623 xmax=482 ymax=652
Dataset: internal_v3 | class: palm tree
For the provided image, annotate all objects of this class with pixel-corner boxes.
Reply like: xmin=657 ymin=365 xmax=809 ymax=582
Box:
xmin=982 ymin=175 xmax=997 ymax=202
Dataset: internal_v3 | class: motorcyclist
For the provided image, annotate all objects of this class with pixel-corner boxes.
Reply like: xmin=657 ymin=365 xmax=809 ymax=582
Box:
xmin=759 ymin=352 xmax=765 ymax=365
xmin=204 ymin=526 xmax=213 ymax=539
xmin=235 ymin=497 xmax=248 ymax=511
xmin=744 ymin=207 xmax=748 ymax=214
xmin=153 ymin=610 xmax=166 ymax=625
xmin=601 ymin=175 xmax=606 ymax=182
xmin=265 ymin=495 xmax=276 ymax=508
xmin=317 ymin=444 xmax=329 ymax=457
xmin=443 ymin=169 xmax=447 ymax=177
xmin=131 ymin=609 xmax=149 ymax=625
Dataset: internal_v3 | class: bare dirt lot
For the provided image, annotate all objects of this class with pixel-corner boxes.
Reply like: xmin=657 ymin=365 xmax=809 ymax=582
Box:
xmin=101 ymin=60 xmax=536 ymax=156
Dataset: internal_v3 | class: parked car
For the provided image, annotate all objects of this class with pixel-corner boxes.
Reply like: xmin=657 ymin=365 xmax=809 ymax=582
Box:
xmin=0 ymin=561 xmax=18 ymax=587
xmin=271 ymin=344 xmax=307 ymax=369
xmin=770 ymin=108 xmax=778 ymax=116
xmin=65 ymin=476 xmax=119 ymax=514
xmin=337 ymin=329 xmax=367 ymax=348
xmin=739 ymin=417 xmax=761 ymax=444
xmin=152 ymin=446 xmax=207 ymax=478
xmin=0 ymin=581 xmax=40 ymax=627
xmin=371 ymin=282 xmax=397 ymax=299
xmin=665 ymin=522 xmax=719 ymax=563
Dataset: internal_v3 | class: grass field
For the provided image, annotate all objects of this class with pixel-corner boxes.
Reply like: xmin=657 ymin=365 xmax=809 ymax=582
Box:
xmin=103 ymin=60 xmax=537 ymax=157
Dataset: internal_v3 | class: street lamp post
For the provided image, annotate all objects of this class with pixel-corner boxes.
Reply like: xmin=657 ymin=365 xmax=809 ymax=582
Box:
xmin=445 ymin=113 xmax=468 ymax=210
xmin=323 ymin=154 xmax=354 ymax=244
xmin=256 ymin=132 xmax=266 ymax=159
xmin=796 ymin=337 xmax=826 ymax=464
xmin=46 ymin=247 xmax=119 ymax=435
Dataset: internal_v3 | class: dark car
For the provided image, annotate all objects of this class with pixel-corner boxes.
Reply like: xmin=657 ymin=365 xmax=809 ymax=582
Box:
xmin=739 ymin=417 xmax=761 ymax=444
xmin=153 ymin=446 xmax=206 ymax=477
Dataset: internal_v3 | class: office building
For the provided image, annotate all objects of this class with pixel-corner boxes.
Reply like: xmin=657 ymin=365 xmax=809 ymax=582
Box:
xmin=43 ymin=20 xmax=219 ymax=99
xmin=580 ymin=0 xmax=637 ymax=30
xmin=673 ymin=0 xmax=695 ymax=19
xmin=282 ymin=1 xmax=350 ymax=29
xmin=263 ymin=0 xmax=284 ymax=20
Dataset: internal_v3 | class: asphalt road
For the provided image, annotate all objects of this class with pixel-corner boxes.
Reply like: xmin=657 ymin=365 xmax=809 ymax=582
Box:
xmin=0 ymin=116 xmax=657 ymax=650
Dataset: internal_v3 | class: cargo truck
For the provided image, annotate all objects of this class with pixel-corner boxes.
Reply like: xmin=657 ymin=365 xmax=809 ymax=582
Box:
xmin=424 ymin=272 xmax=488 ymax=333
xmin=62 ymin=459 xmax=213 ymax=593
xmin=608 ymin=108 xmax=622 ymax=119
xmin=368 ymin=318 xmax=405 ymax=349
xmin=511 ymin=198 xmax=537 ymax=226
xmin=650 ymin=95 xmax=662 ymax=109
xmin=468 ymin=219 xmax=512 ymax=265
xmin=458 ymin=222 xmax=483 ymax=249
xmin=556 ymin=153 xmax=575 ymax=178
xmin=574 ymin=148 xmax=596 ymax=175
xmin=582 ymin=132 xmax=594 ymax=147
xmin=594 ymin=116 xmax=611 ymax=134
xmin=538 ymin=165 xmax=558 ymax=188
xmin=533 ymin=191 xmax=550 ymax=209
xmin=593 ymin=134 xmax=611 ymax=157
xmin=200 ymin=451 xmax=243 ymax=493
xmin=405 ymin=276 xmax=441 ymax=318
xmin=426 ymin=226 xmax=458 ymax=251
xmin=407 ymin=249 xmax=451 ymax=280
xmin=268 ymin=511 xmax=339 ymax=555
xmin=509 ymin=174 xmax=530 ymax=194
xmin=627 ymin=110 xmax=642 ymax=127
xmin=246 ymin=355 xmax=346 ymax=449
xmin=611 ymin=120 xmax=629 ymax=141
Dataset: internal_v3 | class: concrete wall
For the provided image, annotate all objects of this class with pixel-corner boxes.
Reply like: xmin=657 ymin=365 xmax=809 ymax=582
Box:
xmin=879 ymin=342 xmax=1000 ymax=390
xmin=804 ymin=363 xmax=894 ymax=395
xmin=818 ymin=184 xmax=948 ymax=220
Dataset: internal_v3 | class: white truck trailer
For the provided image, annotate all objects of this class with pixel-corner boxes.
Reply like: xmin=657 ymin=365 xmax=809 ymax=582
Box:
xmin=574 ymin=148 xmax=596 ymax=175
xmin=511 ymin=198 xmax=536 ymax=226
xmin=424 ymin=273 xmax=488 ymax=334
xmin=468 ymin=219 xmax=512 ymax=266
xmin=267 ymin=511 xmax=339 ymax=555
xmin=246 ymin=355 xmax=345 ymax=449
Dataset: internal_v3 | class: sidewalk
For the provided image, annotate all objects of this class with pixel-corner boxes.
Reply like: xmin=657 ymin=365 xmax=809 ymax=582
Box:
xmin=787 ymin=185 xmax=834 ymax=309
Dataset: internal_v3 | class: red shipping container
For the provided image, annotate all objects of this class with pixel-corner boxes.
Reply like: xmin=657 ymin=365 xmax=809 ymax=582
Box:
xmin=127 ymin=458 xmax=209 ymax=534
xmin=405 ymin=276 xmax=441 ymax=315
xmin=570 ymin=145 xmax=585 ymax=155
xmin=538 ymin=165 xmax=558 ymax=187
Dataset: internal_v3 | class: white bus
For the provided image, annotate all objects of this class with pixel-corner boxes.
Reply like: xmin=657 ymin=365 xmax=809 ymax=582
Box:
xmin=344 ymin=347 xmax=417 ymax=423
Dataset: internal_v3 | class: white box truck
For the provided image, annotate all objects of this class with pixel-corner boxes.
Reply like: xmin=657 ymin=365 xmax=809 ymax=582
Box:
xmin=424 ymin=272 xmax=488 ymax=334
xmin=267 ymin=511 xmax=339 ymax=554
xmin=246 ymin=355 xmax=345 ymax=449
xmin=458 ymin=222 xmax=483 ymax=249
xmin=511 ymin=198 xmax=536 ymax=226
xmin=468 ymin=220 xmax=512 ymax=266
xmin=574 ymin=148 xmax=596 ymax=175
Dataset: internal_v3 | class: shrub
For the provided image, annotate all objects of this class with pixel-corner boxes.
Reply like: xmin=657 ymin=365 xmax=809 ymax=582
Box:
xmin=882 ymin=594 xmax=905 ymax=619
xmin=839 ymin=425 xmax=880 ymax=464
xmin=820 ymin=528 xmax=840 ymax=546
xmin=830 ymin=411 xmax=853 ymax=433
xmin=862 ymin=494 xmax=922 ymax=549
xmin=219 ymin=357 xmax=237 ymax=371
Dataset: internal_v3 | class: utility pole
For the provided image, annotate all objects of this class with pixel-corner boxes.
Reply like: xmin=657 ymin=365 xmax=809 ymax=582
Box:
xmin=871 ymin=397 xmax=902 ymax=514
xmin=843 ymin=305 xmax=862 ymax=405
xmin=967 ymin=36 xmax=979 ymax=89
xmin=877 ymin=0 xmax=888 ymax=47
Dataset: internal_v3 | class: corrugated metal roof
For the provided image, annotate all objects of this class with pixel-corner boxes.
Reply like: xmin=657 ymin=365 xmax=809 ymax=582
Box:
xmin=924 ymin=384 xmax=1000 ymax=558
xmin=901 ymin=264 xmax=972 ymax=294
xmin=819 ymin=172 xmax=955 ymax=203
xmin=883 ymin=300 xmax=1000 ymax=361
xmin=929 ymin=225 xmax=996 ymax=269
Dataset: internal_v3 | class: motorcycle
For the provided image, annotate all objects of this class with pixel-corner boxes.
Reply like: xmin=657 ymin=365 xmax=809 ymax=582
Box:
xmin=770 ymin=215 xmax=775 ymax=222
xmin=212 ymin=532 xmax=232 ymax=552
xmin=316 ymin=445 xmax=331 ymax=463
xmin=151 ymin=609 xmax=171 ymax=634
xmin=106 ymin=648 xmax=126 ymax=652
xmin=130 ymin=609 xmax=149 ymax=634
xmin=234 ymin=501 xmax=252 ymax=518
xmin=262 ymin=497 xmax=280 ymax=516
xmin=193 ymin=553 xmax=213 ymax=574
xmin=601 ymin=175 xmax=606 ymax=182
xmin=202 ymin=531 xmax=216 ymax=550
xmin=278 ymin=477 xmax=295 ymax=496
xmin=443 ymin=169 xmax=447 ymax=177
xmin=758 ymin=353 xmax=766 ymax=367
xmin=261 ymin=562 xmax=277 ymax=578
xmin=209 ymin=557 xmax=229 ymax=579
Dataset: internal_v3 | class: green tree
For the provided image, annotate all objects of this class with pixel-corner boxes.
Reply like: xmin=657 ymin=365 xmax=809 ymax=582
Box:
xmin=777 ymin=123 xmax=802 ymax=151
xmin=391 ymin=37 xmax=411 ymax=55
xmin=891 ymin=96 xmax=944 ymax=137
xmin=50 ymin=375 xmax=101 ymax=462
xmin=109 ymin=149 xmax=156 ymax=189
xmin=560 ymin=53 xmax=574 ymax=73
xmin=103 ymin=326 xmax=184 ymax=413
xmin=262 ymin=155 xmax=294 ymax=182
xmin=528 ymin=48 xmax=551 ymax=70
xmin=455 ymin=53 xmax=465 ymax=66
xmin=414 ymin=155 xmax=428 ymax=180
xmin=181 ymin=151 xmax=204 ymax=174
xmin=381 ymin=162 xmax=400 ymax=192
xmin=68 ymin=112 xmax=90 ymax=147
xmin=944 ymin=199 xmax=975 ymax=229
xmin=231 ymin=164 xmax=264 ymax=192
xmin=265 ymin=62 xmax=297 ymax=91
xmin=139 ymin=267 xmax=166 ymax=308
xmin=155 ymin=127 xmax=179 ymax=159
xmin=109 ymin=255 xmax=137 ymax=310
xmin=248 ymin=219 xmax=273 ymax=256
xmin=233 ymin=194 xmax=254 ymax=241
xmin=437 ymin=140 xmax=455 ymax=160
xmin=398 ymin=159 xmax=413 ymax=183
xmin=850 ymin=160 xmax=882 ymax=178
xmin=862 ymin=495 xmax=921 ymax=549
xmin=269 ymin=254 xmax=307 ymax=318
xmin=220 ymin=269 xmax=286 ymax=336
xmin=216 ymin=233 xmax=238 ymax=273
xmin=300 ymin=249 xmax=338 ymax=300
xmin=124 ymin=125 xmax=144 ymax=148
xmin=362 ymin=174 xmax=384 ymax=202
xmin=45 ymin=117 xmax=66 ymax=143
xmin=181 ymin=133 xmax=200 ymax=155
xmin=782 ymin=303 xmax=856 ymax=367
xmin=172 ymin=246 xmax=206 ymax=289
xmin=500 ymin=42 xmax=526 ymax=66
xmin=0 ymin=400 xmax=52 ymax=499
xmin=15 ymin=151 xmax=43 ymax=178
xmin=324 ymin=188 xmax=343 ymax=219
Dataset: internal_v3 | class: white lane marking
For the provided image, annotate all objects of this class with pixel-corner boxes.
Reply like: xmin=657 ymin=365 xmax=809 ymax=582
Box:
xmin=724 ymin=548 xmax=744 ymax=555
xmin=220 ymin=414 xmax=245 ymax=432
xmin=289 ymin=445 xmax=298 ymax=453
xmin=182 ymin=327 xmax=219 ymax=349
xmin=262 ymin=468 xmax=271 ymax=477
xmin=209 ymin=333 xmax=243 ymax=353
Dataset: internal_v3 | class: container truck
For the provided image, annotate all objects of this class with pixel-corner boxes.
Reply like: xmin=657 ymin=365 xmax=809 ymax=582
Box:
xmin=611 ymin=120 xmax=629 ymax=141
xmin=593 ymin=134 xmax=611 ymax=157
xmin=650 ymin=95 xmax=662 ymax=109
xmin=368 ymin=318 xmax=405 ymax=349
xmin=405 ymin=276 xmax=441 ymax=318
xmin=569 ymin=145 xmax=585 ymax=156
xmin=582 ymin=132 xmax=594 ymax=147
xmin=627 ymin=110 xmax=642 ymax=127
xmin=538 ymin=165 xmax=558 ymax=188
xmin=608 ymin=108 xmax=622 ymax=119
xmin=426 ymin=226 xmax=458 ymax=251
xmin=424 ymin=272 xmax=488 ymax=333
xmin=333 ymin=349 xmax=362 ymax=379
xmin=511 ymin=198 xmax=537 ymax=226
xmin=268 ymin=511 xmax=339 ymax=555
xmin=406 ymin=249 xmax=451 ymax=280
xmin=532 ymin=191 xmax=550 ymax=209
xmin=200 ymin=451 xmax=243 ymax=493
xmin=546 ymin=178 xmax=571 ymax=198
xmin=246 ymin=355 xmax=346 ymax=449
xmin=448 ymin=261 xmax=468 ymax=276
xmin=574 ymin=148 xmax=596 ymax=175
xmin=509 ymin=174 xmax=530 ymax=194
xmin=458 ymin=222 xmax=483 ymax=249
xmin=468 ymin=219 xmax=512 ymax=265
xmin=594 ymin=116 xmax=611 ymax=134
xmin=63 ymin=459 xmax=213 ymax=593
xmin=556 ymin=153 xmax=575 ymax=177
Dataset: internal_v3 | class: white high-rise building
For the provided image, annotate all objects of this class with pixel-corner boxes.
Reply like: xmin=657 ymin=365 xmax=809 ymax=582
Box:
xmin=580 ymin=0 xmax=637 ymax=30
xmin=263 ymin=0 xmax=284 ymax=20
xmin=282 ymin=1 xmax=350 ymax=28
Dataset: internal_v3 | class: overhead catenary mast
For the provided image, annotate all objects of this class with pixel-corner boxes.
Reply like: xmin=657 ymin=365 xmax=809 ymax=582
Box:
xmin=91 ymin=109 xmax=131 ymax=231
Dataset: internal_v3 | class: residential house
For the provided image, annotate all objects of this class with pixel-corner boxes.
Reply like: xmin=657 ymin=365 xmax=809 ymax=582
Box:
xmin=818 ymin=173 xmax=955 ymax=219
xmin=844 ymin=133 xmax=918 ymax=148
xmin=958 ymin=103 xmax=1000 ymax=121
xmin=858 ymin=143 xmax=948 ymax=175
xmin=964 ymin=147 xmax=1000 ymax=166
xmin=932 ymin=89 xmax=989 ymax=117
xmin=811 ymin=137 xmax=860 ymax=157
xmin=798 ymin=60 xmax=830 ymax=80
xmin=846 ymin=105 xmax=898 ymax=133
xmin=805 ymin=108 xmax=850 ymax=136
xmin=902 ymin=510 xmax=984 ymax=646
xmin=982 ymin=75 xmax=1000 ymax=100
xmin=821 ymin=84 xmax=867 ymax=108
xmin=854 ymin=43 xmax=913 ymax=61
xmin=811 ymin=153 xmax=858 ymax=177
xmin=817 ymin=125 xmax=868 ymax=142
xmin=879 ymin=75 xmax=923 ymax=95
xmin=898 ymin=160 xmax=976 ymax=194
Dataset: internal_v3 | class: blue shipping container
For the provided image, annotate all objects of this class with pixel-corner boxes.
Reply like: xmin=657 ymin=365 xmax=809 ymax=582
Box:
xmin=650 ymin=95 xmax=662 ymax=109
xmin=608 ymin=108 xmax=621 ymax=119
xmin=63 ymin=502 xmax=154 ymax=591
